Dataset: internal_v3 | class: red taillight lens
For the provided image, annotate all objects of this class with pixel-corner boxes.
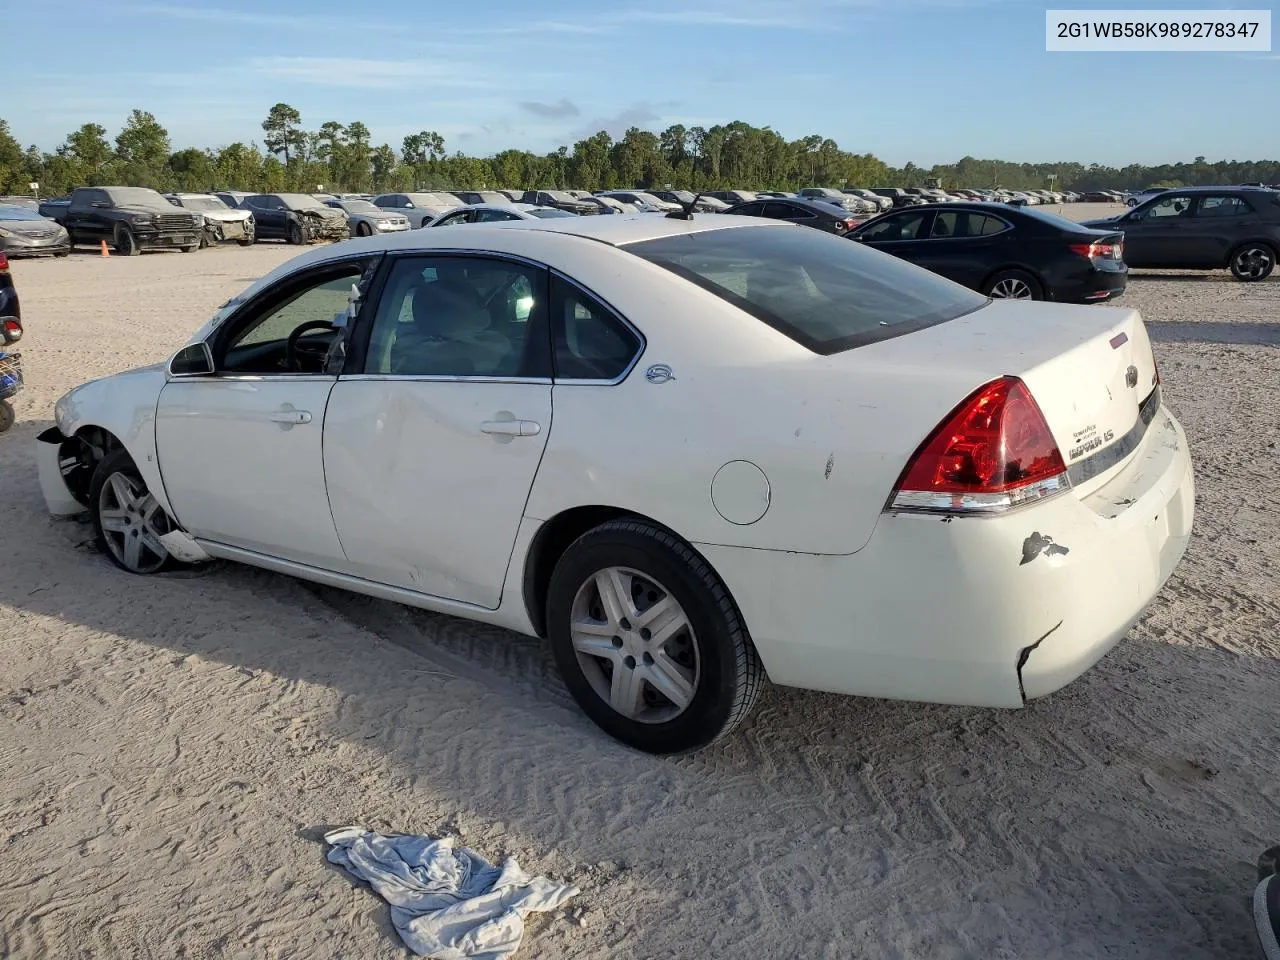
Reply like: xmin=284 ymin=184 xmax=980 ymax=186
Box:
xmin=2 ymin=319 xmax=21 ymax=342
xmin=889 ymin=377 xmax=1070 ymax=514
xmin=0 ymin=252 xmax=9 ymax=275
xmin=1069 ymin=241 xmax=1122 ymax=260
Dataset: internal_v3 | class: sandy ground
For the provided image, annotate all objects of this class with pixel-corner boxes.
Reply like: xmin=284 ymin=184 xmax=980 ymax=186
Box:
xmin=1 ymin=205 xmax=1278 ymax=959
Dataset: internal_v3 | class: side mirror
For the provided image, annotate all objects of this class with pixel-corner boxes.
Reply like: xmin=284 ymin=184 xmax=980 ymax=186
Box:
xmin=404 ymin=202 xmax=415 ymax=209
xmin=168 ymin=342 xmax=214 ymax=378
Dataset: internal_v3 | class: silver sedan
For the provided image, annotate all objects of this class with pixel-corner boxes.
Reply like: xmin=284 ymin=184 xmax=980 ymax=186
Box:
xmin=324 ymin=199 xmax=411 ymax=237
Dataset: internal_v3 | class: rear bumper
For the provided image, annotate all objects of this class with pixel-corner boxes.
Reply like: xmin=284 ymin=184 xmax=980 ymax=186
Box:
xmin=1049 ymin=264 xmax=1128 ymax=303
xmin=696 ymin=407 xmax=1194 ymax=709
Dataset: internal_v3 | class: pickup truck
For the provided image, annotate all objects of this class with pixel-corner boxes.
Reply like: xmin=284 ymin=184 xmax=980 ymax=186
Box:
xmin=48 ymin=187 xmax=202 ymax=255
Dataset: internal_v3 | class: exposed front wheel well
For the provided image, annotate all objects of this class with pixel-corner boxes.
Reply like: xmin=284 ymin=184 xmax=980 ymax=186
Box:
xmin=62 ymin=426 xmax=124 ymax=505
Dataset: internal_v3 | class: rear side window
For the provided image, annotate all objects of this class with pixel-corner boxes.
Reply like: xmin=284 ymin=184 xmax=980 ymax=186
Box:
xmin=626 ymin=224 xmax=986 ymax=355
xmin=550 ymin=276 xmax=642 ymax=381
xmin=1196 ymin=195 xmax=1252 ymax=217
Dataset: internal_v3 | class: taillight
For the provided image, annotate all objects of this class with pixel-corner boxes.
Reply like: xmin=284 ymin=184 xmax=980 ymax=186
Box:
xmin=2 ymin=319 xmax=21 ymax=343
xmin=0 ymin=252 xmax=9 ymax=275
xmin=1069 ymin=240 xmax=1122 ymax=260
xmin=888 ymin=376 xmax=1070 ymax=514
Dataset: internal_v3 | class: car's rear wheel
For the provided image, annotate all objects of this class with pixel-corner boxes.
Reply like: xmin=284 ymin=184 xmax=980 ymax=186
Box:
xmin=546 ymin=518 xmax=763 ymax=754
xmin=90 ymin=449 xmax=182 ymax=575
xmin=114 ymin=225 xmax=140 ymax=256
xmin=1230 ymin=243 xmax=1276 ymax=282
xmin=985 ymin=269 xmax=1042 ymax=301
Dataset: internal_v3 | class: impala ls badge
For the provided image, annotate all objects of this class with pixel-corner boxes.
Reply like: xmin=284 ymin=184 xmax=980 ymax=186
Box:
xmin=1125 ymin=365 xmax=1139 ymax=389
xmin=645 ymin=364 xmax=675 ymax=384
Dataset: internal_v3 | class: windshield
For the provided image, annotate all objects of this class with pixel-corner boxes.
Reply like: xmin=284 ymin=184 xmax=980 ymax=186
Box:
xmin=530 ymin=209 xmax=576 ymax=218
xmin=405 ymin=193 xmax=449 ymax=207
xmin=0 ymin=205 xmax=44 ymax=221
xmin=626 ymin=224 xmax=986 ymax=355
xmin=179 ymin=196 xmax=229 ymax=211
xmin=105 ymin=187 xmax=173 ymax=209
xmin=279 ymin=193 xmax=325 ymax=210
xmin=342 ymin=200 xmax=381 ymax=214
xmin=541 ymin=191 xmax=579 ymax=203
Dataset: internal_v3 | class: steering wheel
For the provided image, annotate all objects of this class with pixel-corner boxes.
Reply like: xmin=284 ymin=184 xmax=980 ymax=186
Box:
xmin=286 ymin=320 xmax=338 ymax=372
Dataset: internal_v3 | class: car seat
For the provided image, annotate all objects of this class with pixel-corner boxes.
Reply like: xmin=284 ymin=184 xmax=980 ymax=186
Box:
xmin=390 ymin=279 xmax=512 ymax=376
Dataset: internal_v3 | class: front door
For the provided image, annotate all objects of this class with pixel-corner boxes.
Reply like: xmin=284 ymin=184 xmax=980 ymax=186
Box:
xmin=1122 ymin=194 xmax=1195 ymax=267
xmin=155 ymin=259 xmax=373 ymax=568
xmin=854 ymin=209 xmax=934 ymax=266
xmin=324 ymin=253 xmax=553 ymax=608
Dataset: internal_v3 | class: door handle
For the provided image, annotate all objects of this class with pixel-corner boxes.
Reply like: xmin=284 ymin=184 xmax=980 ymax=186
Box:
xmin=481 ymin=419 xmax=540 ymax=437
xmin=270 ymin=409 xmax=312 ymax=425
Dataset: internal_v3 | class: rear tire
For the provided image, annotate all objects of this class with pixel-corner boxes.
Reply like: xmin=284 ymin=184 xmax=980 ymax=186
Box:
xmin=114 ymin=225 xmax=140 ymax=256
xmin=1230 ymin=243 xmax=1276 ymax=282
xmin=546 ymin=518 xmax=763 ymax=754
xmin=89 ymin=449 xmax=184 ymax=575
xmin=984 ymin=269 xmax=1043 ymax=301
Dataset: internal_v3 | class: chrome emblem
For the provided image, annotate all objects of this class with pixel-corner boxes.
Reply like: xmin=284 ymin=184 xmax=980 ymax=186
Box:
xmin=1125 ymin=365 xmax=1139 ymax=388
xmin=645 ymin=364 xmax=675 ymax=384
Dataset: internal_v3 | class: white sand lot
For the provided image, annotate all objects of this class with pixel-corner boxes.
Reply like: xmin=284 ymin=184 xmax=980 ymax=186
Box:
xmin=1 ymin=206 xmax=1278 ymax=958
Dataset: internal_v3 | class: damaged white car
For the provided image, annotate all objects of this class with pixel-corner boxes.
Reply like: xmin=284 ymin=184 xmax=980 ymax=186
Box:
xmin=168 ymin=193 xmax=255 ymax=247
xmin=36 ymin=215 xmax=1194 ymax=754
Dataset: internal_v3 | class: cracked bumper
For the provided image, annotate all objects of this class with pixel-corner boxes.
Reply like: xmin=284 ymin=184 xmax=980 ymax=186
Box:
xmin=36 ymin=427 xmax=85 ymax=516
xmin=694 ymin=407 xmax=1195 ymax=709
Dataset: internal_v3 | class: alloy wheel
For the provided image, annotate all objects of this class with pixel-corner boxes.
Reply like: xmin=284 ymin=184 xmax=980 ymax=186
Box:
xmin=97 ymin=472 xmax=173 ymax=573
xmin=569 ymin=566 xmax=700 ymax=724
xmin=1234 ymin=246 xmax=1273 ymax=281
xmin=989 ymin=277 xmax=1034 ymax=299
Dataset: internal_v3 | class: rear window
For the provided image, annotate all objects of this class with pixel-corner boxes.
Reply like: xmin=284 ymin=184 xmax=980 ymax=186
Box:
xmin=626 ymin=224 xmax=987 ymax=355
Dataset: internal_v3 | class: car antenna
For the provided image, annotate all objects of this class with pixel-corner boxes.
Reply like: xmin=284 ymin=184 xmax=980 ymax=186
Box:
xmin=667 ymin=192 xmax=701 ymax=220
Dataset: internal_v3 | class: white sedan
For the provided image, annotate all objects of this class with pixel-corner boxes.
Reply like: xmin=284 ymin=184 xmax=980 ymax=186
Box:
xmin=425 ymin=203 xmax=576 ymax=226
xmin=36 ymin=214 xmax=1194 ymax=754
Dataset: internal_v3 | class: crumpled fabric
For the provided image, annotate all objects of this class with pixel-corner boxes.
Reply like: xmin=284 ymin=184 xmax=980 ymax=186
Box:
xmin=324 ymin=826 xmax=580 ymax=960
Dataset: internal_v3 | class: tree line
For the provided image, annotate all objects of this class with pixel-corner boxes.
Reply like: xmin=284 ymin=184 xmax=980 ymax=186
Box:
xmin=2 ymin=103 xmax=1277 ymax=199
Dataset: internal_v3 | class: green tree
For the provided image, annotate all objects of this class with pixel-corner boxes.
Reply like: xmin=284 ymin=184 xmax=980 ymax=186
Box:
xmin=168 ymin=147 xmax=215 ymax=191
xmin=60 ymin=122 xmax=114 ymax=186
xmin=261 ymin=103 xmax=306 ymax=166
xmin=0 ymin=119 xmax=25 ymax=193
xmin=370 ymin=144 xmax=398 ymax=190
xmin=115 ymin=109 xmax=171 ymax=187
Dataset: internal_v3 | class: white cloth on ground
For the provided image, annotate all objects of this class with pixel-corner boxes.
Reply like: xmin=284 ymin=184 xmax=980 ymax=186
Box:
xmin=324 ymin=826 xmax=580 ymax=960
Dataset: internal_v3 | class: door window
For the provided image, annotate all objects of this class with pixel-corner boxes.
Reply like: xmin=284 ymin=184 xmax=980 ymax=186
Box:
xmin=858 ymin=211 xmax=928 ymax=241
xmin=217 ymin=268 xmax=363 ymax=374
xmin=1195 ymin=195 xmax=1252 ymax=217
xmin=734 ymin=202 xmax=765 ymax=216
xmin=364 ymin=256 xmax=550 ymax=378
xmin=1142 ymin=195 xmax=1193 ymax=219
xmin=435 ymin=211 xmax=472 ymax=226
xmin=765 ymin=201 xmax=815 ymax=220
xmin=474 ymin=208 xmax=519 ymax=222
xmin=550 ymin=277 xmax=643 ymax=381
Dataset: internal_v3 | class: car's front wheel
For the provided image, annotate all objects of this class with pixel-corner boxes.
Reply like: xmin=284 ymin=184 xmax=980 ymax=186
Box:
xmin=1230 ymin=243 xmax=1276 ymax=282
xmin=114 ymin=225 xmax=140 ymax=256
xmin=546 ymin=518 xmax=763 ymax=754
xmin=90 ymin=450 xmax=183 ymax=575
xmin=287 ymin=221 xmax=305 ymax=245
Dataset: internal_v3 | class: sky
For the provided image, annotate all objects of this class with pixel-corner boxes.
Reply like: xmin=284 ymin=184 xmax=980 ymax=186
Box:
xmin=4 ymin=0 xmax=1276 ymax=167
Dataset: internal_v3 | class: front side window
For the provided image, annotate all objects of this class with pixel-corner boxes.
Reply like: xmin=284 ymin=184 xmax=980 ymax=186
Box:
xmin=219 ymin=266 xmax=364 ymax=374
xmin=436 ymin=211 xmax=472 ymax=227
xmin=859 ymin=211 xmax=928 ymax=242
xmin=364 ymin=256 xmax=549 ymax=378
xmin=475 ymin=208 xmax=519 ymax=222
xmin=1142 ymin=196 xmax=1192 ymax=219
xmin=550 ymin=277 xmax=642 ymax=381
xmin=628 ymin=224 xmax=986 ymax=355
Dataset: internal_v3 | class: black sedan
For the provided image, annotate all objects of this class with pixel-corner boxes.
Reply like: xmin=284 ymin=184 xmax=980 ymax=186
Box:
xmin=849 ymin=202 xmax=1127 ymax=303
xmin=239 ymin=194 xmax=349 ymax=244
xmin=1081 ymin=186 xmax=1280 ymax=282
xmin=723 ymin=196 xmax=863 ymax=235
xmin=0 ymin=204 xmax=70 ymax=257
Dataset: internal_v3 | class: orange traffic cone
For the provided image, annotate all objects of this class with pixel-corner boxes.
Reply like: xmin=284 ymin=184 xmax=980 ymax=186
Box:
xmin=100 ymin=240 xmax=110 ymax=257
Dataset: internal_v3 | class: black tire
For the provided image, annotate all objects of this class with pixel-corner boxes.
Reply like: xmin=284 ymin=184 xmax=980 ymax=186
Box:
xmin=546 ymin=518 xmax=763 ymax=754
xmin=182 ymin=241 xmax=199 ymax=253
xmin=114 ymin=225 xmax=140 ymax=256
xmin=356 ymin=221 xmax=373 ymax=237
xmin=1229 ymin=243 xmax=1276 ymax=282
xmin=89 ymin=449 xmax=183 ymax=575
xmin=55 ymin=249 xmax=70 ymax=258
xmin=0 ymin=399 xmax=13 ymax=433
xmin=984 ymin=268 xmax=1043 ymax=301
xmin=237 ymin=226 xmax=255 ymax=247
xmin=287 ymin=221 xmax=305 ymax=245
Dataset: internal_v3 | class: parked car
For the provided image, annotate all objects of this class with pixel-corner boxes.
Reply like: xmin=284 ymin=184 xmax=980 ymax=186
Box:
xmin=324 ymin=198 xmax=411 ymax=237
xmin=241 ymin=193 xmax=348 ymax=245
xmin=871 ymin=188 xmax=925 ymax=208
xmin=425 ymin=203 xmax=577 ymax=226
xmin=851 ymin=202 xmax=1127 ymax=302
xmin=0 ymin=250 xmax=20 ymax=334
xmin=0 ymin=204 xmax=71 ymax=257
xmin=453 ymin=190 xmax=517 ymax=207
xmin=798 ymin=187 xmax=874 ymax=214
xmin=845 ymin=188 xmax=892 ymax=212
xmin=49 ymin=187 xmax=202 ymax=255
xmin=595 ymin=190 xmax=680 ymax=213
xmin=215 ymin=190 xmax=255 ymax=210
xmin=579 ymin=196 xmax=639 ymax=215
xmin=1080 ymin=191 xmax=1117 ymax=203
xmin=37 ymin=196 xmax=71 ymax=220
xmin=649 ymin=190 xmax=730 ymax=212
xmin=372 ymin=193 xmax=459 ymax=228
xmin=722 ymin=196 xmax=862 ymax=235
xmin=35 ymin=213 xmax=1193 ymax=754
xmin=703 ymin=190 xmax=759 ymax=206
xmin=0 ymin=196 xmax=40 ymax=210
xmin=167 ymin=193 xmax=255 ymax=247
xmin=1081 ymin=186 xmax=1280 ymax=281
xmin=520 ymin=190 xmax=599 ymax=215
xmin=1126 ymin=187 xmax=1169 ymax=207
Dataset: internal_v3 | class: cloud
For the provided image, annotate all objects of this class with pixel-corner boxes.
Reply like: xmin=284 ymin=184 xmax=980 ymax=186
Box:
xmin=573 ymin=103 xmax=664 ymax=140
xmin=519 ymin=99 xmax=581 ymax=119
xmin=245 ymin=57 xmax=496 ymax=90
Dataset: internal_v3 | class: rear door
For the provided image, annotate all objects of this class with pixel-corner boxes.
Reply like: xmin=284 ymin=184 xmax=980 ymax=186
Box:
xmin=324 ymin=253 xmax=553 ymax=607
xmin=911 ymin=210 xmax=1009 ymax=287
xmin=1183 ymin=193 xmax=1257 ymax=267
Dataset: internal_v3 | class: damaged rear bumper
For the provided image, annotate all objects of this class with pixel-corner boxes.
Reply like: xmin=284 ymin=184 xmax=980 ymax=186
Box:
xmin=690 ymin=406 xmax=1195 ymax=709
